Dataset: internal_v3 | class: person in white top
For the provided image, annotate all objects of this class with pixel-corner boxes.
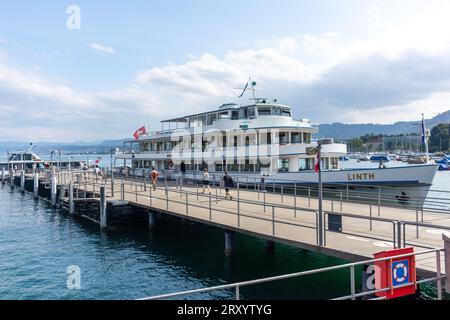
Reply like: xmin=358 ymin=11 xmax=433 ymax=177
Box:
xmin=202 ymin=168 xmax=211 ymax=195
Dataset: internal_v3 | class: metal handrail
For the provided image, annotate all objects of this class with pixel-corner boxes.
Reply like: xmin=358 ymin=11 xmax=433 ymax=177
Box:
xmin=138 ymin=247 xmax=445 ymax=300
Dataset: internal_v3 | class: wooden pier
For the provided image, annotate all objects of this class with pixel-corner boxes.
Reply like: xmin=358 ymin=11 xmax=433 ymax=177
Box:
xmin=6 ymin=169 xmax=450 ymax=279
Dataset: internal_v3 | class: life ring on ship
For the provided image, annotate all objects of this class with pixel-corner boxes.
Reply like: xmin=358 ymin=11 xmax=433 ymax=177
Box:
xmin=168 ymin=160 xmax=174 ymax=168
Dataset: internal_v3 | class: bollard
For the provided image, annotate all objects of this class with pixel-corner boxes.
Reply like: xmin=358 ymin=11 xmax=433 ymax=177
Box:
xmin=443 ymin=234 xmax=450 ymax=294
xmin=20 ymin=170 xmax=25 ymax=193
xmin=51 ymin=175 xmax=57 ymax=207
xmin=100 ymin=186 xmax=107 ymax=229
xmin=33 ymin=173 xmax=39 ymax=199
xmin=69 ymin=182 xmax=74 ymax=214
xmin=1 ymin=167 xmax=5 ymax=184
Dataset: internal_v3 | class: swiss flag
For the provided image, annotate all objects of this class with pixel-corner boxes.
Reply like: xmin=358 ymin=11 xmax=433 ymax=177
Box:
xmin=314 ymin=152 xmax=320 ymax=173
xmin=133 ymin=126 xmax=147 ymax=140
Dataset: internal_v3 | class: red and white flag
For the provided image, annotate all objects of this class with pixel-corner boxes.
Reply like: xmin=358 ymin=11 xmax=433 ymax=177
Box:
xmin=314 ymin=152 xmax=320 ymax=173
xmin=133 ymin=126 xmax=147 ymax=140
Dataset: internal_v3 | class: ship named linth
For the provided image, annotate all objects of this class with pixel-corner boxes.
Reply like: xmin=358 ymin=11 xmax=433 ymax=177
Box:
xmin=116 ymin=93 xmax=438 ymax=205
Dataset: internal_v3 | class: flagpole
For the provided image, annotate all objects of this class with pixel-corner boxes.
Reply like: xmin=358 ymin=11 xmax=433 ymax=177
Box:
xmin=422 ymin=113 xmax=429 ymax=162
xmin=318 ymin=143 xmax=323 ymax=246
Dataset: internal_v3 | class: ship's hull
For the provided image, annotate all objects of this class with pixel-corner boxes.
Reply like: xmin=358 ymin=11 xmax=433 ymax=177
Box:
xmin=158 ymin=164 xmax=439 ymax=209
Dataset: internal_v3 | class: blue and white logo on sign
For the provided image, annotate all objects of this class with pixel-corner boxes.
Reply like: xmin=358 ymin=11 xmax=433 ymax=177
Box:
xmin=392 ymin=260 xmax=409 ymax=286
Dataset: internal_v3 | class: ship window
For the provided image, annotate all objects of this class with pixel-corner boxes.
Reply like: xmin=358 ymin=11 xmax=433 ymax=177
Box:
xmin=198 ymin=115 xmax=206 ymax=126
xmin=277 ymin=159 xmax=289 ymax=172
xmin=303 ymin=132 xmax=311 ymax=143
xmin=282 ymin=110 xmax=291 ymax=117
xmin=258 ymin=107 xmax=271 ymax=115
xmin=248 ymin=107 xmax=256 ymax=118
xmin=330 ymin=157 xmax=338 ymax=170
xmin=299 ymin=158 xmax=313 ymax=170
xmin=219 ymin=111 xmax=229 ymax=119
xmin=207 ymin=113 xmax=217 ymax=125
xmin=291 ymin=132 xmax=301 ymax=144
xmin=231 ymin=110 xmax=239 ymax=120
xmin=240 ymin=108 xmax=248 ymax=119
xmin=272 ymin=108 xmax=282 ymax=116
xmin=279 ymin=132 xmax=289 ymax=144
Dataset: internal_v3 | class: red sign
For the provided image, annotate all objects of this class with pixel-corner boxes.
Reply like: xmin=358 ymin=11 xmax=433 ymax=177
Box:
xmin=374 ymin=247 xmax=416 ymax=299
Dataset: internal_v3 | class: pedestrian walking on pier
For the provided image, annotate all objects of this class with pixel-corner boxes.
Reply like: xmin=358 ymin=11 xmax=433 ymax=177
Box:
xmin=150 ymin=167 xmax=159 ymax=191
xmin=178 ymin=161 xmax=186 ymax=189
xmin=202 ymin=168 xmax=211 ymax=195
xmin=223 ymin=171 xmax=234 ymax=200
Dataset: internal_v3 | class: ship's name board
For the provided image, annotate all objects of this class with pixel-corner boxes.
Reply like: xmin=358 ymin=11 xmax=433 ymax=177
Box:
xmin=348 ymin=173 xmax=375 ymax=181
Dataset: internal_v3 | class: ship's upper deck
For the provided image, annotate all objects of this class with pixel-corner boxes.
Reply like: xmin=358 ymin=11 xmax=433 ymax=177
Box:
xmin=135 ymin=99 xmax=315 ymax=142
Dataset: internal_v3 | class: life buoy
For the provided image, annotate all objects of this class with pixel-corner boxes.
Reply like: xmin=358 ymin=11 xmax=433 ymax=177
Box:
xmin=393 ymin=262 xmax=408 ymax=284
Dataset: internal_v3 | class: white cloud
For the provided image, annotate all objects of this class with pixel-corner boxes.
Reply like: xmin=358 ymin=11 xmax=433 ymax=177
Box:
xmin=90 ymin=43 xmax=115 ymax=55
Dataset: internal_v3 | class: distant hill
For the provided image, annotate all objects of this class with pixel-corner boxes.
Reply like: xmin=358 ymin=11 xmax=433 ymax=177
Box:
xmin=1 ymin=110 xmax=449 ymax=152
xmin=316 ymin=110 xmax=450 ymax=139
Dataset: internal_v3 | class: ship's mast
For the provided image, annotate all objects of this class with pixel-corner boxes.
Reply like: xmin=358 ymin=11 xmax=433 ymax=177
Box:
xmin=422 ymin=113 xmax=430 ymax=160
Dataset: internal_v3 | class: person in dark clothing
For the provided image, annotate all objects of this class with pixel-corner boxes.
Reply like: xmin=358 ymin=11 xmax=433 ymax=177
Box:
xmin=222 ymin=171 xmax=234 ymax=200
xmin=178 ymin=161 xmax=186 ymax=189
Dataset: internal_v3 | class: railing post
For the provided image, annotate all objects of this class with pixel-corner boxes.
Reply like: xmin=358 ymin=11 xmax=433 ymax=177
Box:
xmin=33 ymin=172 xmax=39 ymax=199
xmin=121 ymin=182 xmax=124 ymax=201
xmin=369 ymin=205 xmax=373 ymax=231
xmin=436 ymin=250 xmax=442 ymax=300
xmin=1 ymin=167 xmax=5 ymax=185
xmin=308 ymin=187 xmax=311 ymax=207
xmin=69 ymin=182 xmax=74 ymax=214
xmin=9 ymin=168 xmax=14 ymax=188
xmin=294 ymin=182 xmax=297 ymax=218
xmin=100 ymin=186 xmax=107 ymax=229
xmin=20 ymin=170 xmax=25 ymax=193
xmin=111 ymin=175 xmax=115 ymax=197
xmin=263 ymin=191 xmax=266 ymax=212
xmin=272 ymin=206 xmax=275 ymax=235
xmin=443 ymin=234 xmax=450 ymax=294
xmin=378 ymin=187 xmax=381 ymax=216
xmin=209 ymin=196 xmax=212 ymax=220
xmin=397 ymin=222 xmax=402 ymax=249
xmin=350 ymin=265 xmax=356 ymax=300
xmin=340 ymin=191 xmax=343 ymax=211
xmin=416 ymin=208 xmax=419 ymax=239
xmin=51 ymin=175 xmax=57 ymax=207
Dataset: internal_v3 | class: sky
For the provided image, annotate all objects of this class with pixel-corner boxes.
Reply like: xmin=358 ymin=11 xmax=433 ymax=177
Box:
xmin=1 ymin=0 xmax=450 ymax=142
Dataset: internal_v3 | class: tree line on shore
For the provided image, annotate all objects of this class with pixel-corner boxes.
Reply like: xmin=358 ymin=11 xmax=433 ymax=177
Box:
xmin=346 ymin=123 xmax=449 ymax=153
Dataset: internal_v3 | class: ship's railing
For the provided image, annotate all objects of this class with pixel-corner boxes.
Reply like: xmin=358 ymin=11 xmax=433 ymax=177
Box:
xmin=137 ymin=247 xmax=446 ymax=300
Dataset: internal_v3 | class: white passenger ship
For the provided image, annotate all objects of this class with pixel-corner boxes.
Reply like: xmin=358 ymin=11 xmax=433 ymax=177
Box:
xmin=116 ymin=98 xmax=438 ymax=205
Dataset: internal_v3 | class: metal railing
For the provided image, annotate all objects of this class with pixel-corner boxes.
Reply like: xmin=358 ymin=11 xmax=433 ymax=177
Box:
xmin=137 ymin=247 xmax=446 ymax=300
xmin=46 ymin=170 xmax=450 ymax=251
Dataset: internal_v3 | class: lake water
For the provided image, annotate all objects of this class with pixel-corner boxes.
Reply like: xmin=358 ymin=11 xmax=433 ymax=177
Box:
xmin=0 ymin=155 xmax=448 ymax=300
